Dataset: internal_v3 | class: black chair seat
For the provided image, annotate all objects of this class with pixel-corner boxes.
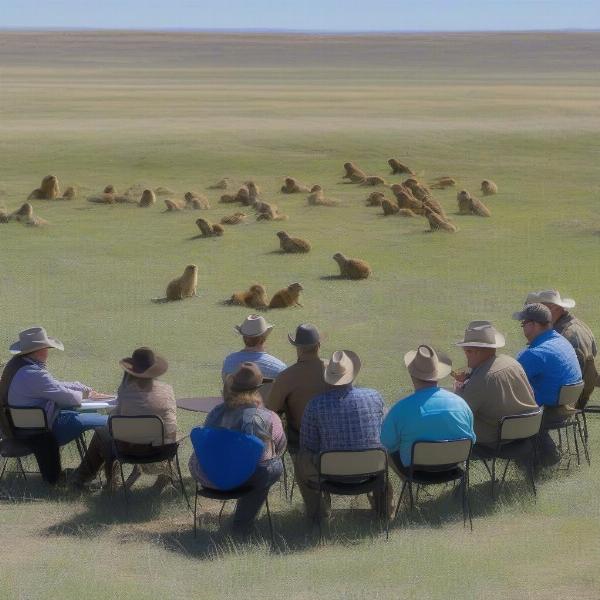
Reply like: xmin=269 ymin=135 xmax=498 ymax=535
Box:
xmin=0 ymin=438 xmax=32 ymax=458
xmin=317 ymin=475 xmax=382 ymax=496
xmin=115 ymin=442 xmax=178 ymax=464
xmin=405 ymin=467 xmax=464 ymax=484
xmin=197 ymin=485 xmax=254 ymax=500
xmin=473 ymin=439 xmax=533 ymax=461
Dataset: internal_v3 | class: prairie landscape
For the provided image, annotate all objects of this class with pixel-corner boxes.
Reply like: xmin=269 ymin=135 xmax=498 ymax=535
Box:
xmin=1 ymin=31 xmax=600 ymax=599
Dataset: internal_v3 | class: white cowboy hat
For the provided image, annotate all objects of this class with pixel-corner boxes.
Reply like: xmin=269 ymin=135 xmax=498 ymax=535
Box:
xmin=456 ymin=321 xmax=506 ymax=349
xmin=324 ymin=350 xmax=361 ymax=386
xmin=9 ymin=326 xmax=64 ymax=356
xmin=234 ymin=314 xmax=274 ymax=337
xmin=404 ymin=344 xmax=452 ymax=382
xmin=526 ymin=289 xmax=576 ymax=309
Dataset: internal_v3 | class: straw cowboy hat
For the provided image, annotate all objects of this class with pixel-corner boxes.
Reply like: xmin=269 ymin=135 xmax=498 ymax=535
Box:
xmin=404 ymin=344 xmax=452 ymax=382
xmin=119 ymin=347 xmax=168 ymax=379
xmin=324 ymin=350 xmax=361 ymax=386
xmin=526 ymin=289 xmax=576 ymax=309
xmin=234 ymin=314 xmax=274 ymax=337
xmin=9 ymin=326 xmax=64 ymax=356
xmin=456 ymin=321 xmax=506 ymax=349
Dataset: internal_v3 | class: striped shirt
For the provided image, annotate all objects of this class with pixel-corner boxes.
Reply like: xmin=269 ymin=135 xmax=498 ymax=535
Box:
xmin=300 ymin=385 xmax=385 ymax=453
xmin=222 ymin=350 xmax=287 ymax=380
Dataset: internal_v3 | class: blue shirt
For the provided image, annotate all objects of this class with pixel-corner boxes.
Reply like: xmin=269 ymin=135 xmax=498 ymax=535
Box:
xmin=8 ymin=358 xmax=90 ymax=423
xmin=221 ymin=350 xmax=287 ymax=380
xmin=516 ymin=329 xmax=582 ymax=407
xmin=300 ymin=385 xmax=385 ymax=453
xmin=380 ymin=387 xmax=475 ymax=467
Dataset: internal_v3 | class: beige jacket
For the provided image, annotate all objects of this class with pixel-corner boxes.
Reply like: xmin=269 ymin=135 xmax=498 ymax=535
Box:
xmin=113 ymin=379 xmax=177 ymax=443
xmin=459 ymin=354 xmax=537 ymax=446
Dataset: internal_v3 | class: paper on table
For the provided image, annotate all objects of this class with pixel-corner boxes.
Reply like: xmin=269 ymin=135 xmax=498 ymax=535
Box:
xmin=79 ymin=398 xmax=117 ymax=410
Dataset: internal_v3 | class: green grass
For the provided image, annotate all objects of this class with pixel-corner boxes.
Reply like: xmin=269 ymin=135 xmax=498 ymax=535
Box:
xmin=1 ymin=30 xmax=600 ymax=599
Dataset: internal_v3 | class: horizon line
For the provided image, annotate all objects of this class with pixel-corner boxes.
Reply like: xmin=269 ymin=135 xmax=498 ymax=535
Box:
xmin=1 ymin=26 xmax=599 ymax=35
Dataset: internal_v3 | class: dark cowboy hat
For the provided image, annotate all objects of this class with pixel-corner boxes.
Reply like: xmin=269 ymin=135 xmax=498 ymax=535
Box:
xmin=119 ymin=347 xmax=168 ymax=379
xmin=229 ymin=362 xmax=264 ymax=392
xmin=288 ymin=323 xmax=320 ymax=346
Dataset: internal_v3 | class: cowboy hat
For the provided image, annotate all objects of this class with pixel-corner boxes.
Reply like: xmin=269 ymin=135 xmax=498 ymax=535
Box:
xmin=228 ymin=361 xmax=265 ymax=392
xmin=404 ymin=344 xmax=452 ymax=382
xmin=526 ymin=289 xmax=576 ymax=309
xmin=512 ymin=303 xmax=552 ymax=324
xmin=288 ymin=323 xmax=320 ymax=346
xmin=234 ymin=314 xmax=274 ymax=337
xmin=9 ymin=326 xmax=64 ymax=356
xmin=456 ymin=321 xmax=506 ymax=348
xmin=119 ymin=347 xmax=168 ymax=379
xmin=324 ymin=350 xmax=361 ymax=386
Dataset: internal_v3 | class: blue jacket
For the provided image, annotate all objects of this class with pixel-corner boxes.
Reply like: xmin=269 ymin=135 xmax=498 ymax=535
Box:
xmin=380 ymin=387 xmax=475 ymax=467
xmin=516 ymin=329 xmax=582 ymax=407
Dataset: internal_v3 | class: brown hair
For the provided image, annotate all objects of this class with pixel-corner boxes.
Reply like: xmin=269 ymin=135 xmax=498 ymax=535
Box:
xmin=222 ymin=382 xmax=262 ymax=408
xmin=243 ymin=333 xmax=268 ymax=348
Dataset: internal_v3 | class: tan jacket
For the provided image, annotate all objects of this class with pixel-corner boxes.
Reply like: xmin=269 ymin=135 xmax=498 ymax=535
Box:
xmin=113 ymin=379 xmax=177 ymax=444
xmin=265 ymin=355 xmax=332 ymax=440
xmin=459 ymin=354 xmax=537 ymax=446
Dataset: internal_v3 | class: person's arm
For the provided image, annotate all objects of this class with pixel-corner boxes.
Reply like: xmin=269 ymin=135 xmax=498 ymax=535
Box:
xmin=28 ymin=369 xmax=85 ymax=408
xmin=300 ymin=400 xmax=319 ymax=453
xmin=516 ymin=349 xmax=543 ymax=382
xmin=458 ymin=376 xmax=486 ymax=416
xmin=270 ymin=412 xmax=287 ymax=456
xmin=264 ymin=373 xmax=287 ymax=414
xmin=380 ymin=405 xmax=401 ymax=453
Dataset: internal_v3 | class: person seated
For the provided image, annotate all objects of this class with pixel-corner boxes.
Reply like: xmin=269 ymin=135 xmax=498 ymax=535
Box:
xmin=513 ymin=303 xmax=582 ymax=463
xmin=221 ymin=315 xmax=287 ymax=381
xmin=2 ymin=327 xmax=108 ymax=483
xmin=297 ymin=350 xmax=389 ymax=520
xmin=526 ymin=289 xmax=597 ymax=409
xmin=72 ymin=347 xmax=176 ymax=490
xmin=453 ymin=321 xmax=537 ymax=450
xmin=381 ymin=344 xmax=475 ymax=476
xmin=189 ymin=362 xmax=286 ymax=537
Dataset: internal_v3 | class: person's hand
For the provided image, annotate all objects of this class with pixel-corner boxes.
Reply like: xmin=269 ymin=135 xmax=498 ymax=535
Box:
xmin=451 ymin=369 xmax=469 ymax=383
xmin=86 ymin=390 xmax=113 ymax=400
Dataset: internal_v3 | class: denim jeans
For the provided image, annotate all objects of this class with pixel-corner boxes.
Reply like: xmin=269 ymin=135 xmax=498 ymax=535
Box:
xmin=233 ymin=457 xmax=283 ymax=534
xmin=52 ymin=410 xmax=108 ymax=446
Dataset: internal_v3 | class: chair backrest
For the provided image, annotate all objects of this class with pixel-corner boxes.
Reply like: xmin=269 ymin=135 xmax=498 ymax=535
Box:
xmin=320 ymin=448 xmax=387 ymax=477
xmin=558 ymin=382 xmax=584 ymax=407
xmin=580 ymin=356 xmax=598 ymax=408
xmin=499 ymin=409 xmax=543 ymax=441
xmin=109 ymin=415 xmax=164 ymax=446
xmin=190 ymin=426 xmax=264 ymax=490
xmin=412 ymin=439 xmax=472 ymax=467
xmin=8 ymin=406 xmax=48 ymax=430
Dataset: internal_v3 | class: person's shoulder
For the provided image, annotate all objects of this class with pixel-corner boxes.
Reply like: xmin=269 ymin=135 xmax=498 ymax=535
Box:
xmin=355 ymin=387 xmax=384 ymax=400
xmin=491 ymin=353 xmax=522 ymax=373
xmin=154 ymin=380 xmax=174 ymax=394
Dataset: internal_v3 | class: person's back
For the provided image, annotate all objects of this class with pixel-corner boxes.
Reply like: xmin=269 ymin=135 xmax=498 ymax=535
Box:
xmin=381 ymin=386 xmax=474 ymax=467
xmin=114 ymin=377 xmax=177 ymax=443
xmin=301 ymin=385 xmax=384 ymax=453
xmin=517 ymin=329 xmax=581 ymax=407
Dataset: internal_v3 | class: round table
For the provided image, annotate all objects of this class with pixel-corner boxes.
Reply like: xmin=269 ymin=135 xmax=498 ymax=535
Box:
xmin=176 ymin=396 xmax=223 ymax=413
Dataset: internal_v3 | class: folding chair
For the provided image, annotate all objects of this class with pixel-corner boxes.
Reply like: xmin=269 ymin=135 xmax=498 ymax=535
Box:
xmin=311 ymin=448 xmax=389 ymax=543
xmin=9 ymin=405 xmax=89 ymax=466
xmin=191 ymin=427 xmax=275 ymax=546
xmin=472 ymin=408 xmax=543 ymax=499
xmin=108 ymin=415 xmax=190 ymax=511
xmin=0 ymin=436 xmax=32 ymax=482
xmin=393 ymin=439 xmax=473 ymax=530
xmin=542 ymin=382 xmax=589 ymax=467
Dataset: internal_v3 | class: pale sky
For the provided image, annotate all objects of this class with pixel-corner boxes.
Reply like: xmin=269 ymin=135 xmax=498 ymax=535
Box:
xmin=1 ymin=0 xmax=599 ymax=31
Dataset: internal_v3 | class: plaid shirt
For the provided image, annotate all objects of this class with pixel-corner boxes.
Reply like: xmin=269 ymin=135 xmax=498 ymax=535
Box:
xmin=300 ymin=385 xmax=385 ymax=453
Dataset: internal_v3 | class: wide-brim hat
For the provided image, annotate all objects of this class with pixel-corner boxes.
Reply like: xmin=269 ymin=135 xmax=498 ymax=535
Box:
xmin=234 ymin=314 xmax=274 ymax=337
xmin=324 ymin=350 xmax=361 ymax=386
xmin=404 ymin=344 xmax=452 ymax=382
xmin=119 ymin=347 xmax=168 ymax=379
xmin=9 ymin=326 xmax=64 ymax=356
xmin=456 ymin=320 xmax=506 ymax=349
xmin=527 ymin=289 xmax=575 ymax=309
xmin=228 ymin=361 xmax=264 ymax=392
xmin=288 ymin=323 xmax=320 ymax=346
xmin=512 ymin=303 xmax=552 ymax=324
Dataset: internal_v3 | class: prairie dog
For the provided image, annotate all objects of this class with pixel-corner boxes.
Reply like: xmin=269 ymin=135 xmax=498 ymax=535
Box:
xmin=229 ymin=284 xmax=269 ymax=310
xmin=276 ymin=231 xmax=311 ymax=253
xmin=429 ymin=176 xmax=456 ymax=189
xmin=360 ymin=176 xmax=386 ymax=187
xmin=388 ymin=159 xmax=414 ymax=175
xmin=332 ymin=253 xmax=372 ymax=279
xmin=220 ymin=212 xmax=246 ymax=225
xmin=28 ymin=175 xmax=60 ymax=200
xmin=381 ymin=199 xmax=399 ymax=215
xmin=184 ymin=192 xmax=210 ymax=209
xmin=342 ymin=162 xmax=367 ymax=182
xmin=163 ymin=265 xmax=198 ymax=301
xmin=281 ymin=177 xmax=310 ymax=194
xmin=139 ymin=189 xmax=156 ymax=207
xmin=164 ymin=199 xmax=184 ymax=212
xmin=425 ymin=208 xmax=457 ymax=232
xmin=196 ymin=218 xmax=224 ymax=237
xmin=269 ymin=282 xmax=303 ymax=308
xmin=208 ymin=178 xmax=231 ymax=190
xmin=481 ymin=180 xmax=498 ymax=195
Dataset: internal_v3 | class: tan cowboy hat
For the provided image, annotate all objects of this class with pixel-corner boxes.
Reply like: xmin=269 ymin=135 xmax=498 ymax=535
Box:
xmin=119 ymin=347 xmax=168 ymax=379
xmin=404 ymin=344 xmax=452 ymax=382
xmin=324 ymin=350 xmax=361 ymax=386
xmin=527 ymin=289 xmax=576 ymax=309
xmin=9 ymin=326 xmax=64 ymax=356
xmin=234 ymin=314 xmax=274 ymax=337
xmin=456 ymin=321 xmax=506 ymax=348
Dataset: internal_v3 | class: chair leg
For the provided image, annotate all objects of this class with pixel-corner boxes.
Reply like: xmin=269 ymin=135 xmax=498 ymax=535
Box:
xmin=384 ymin=472 xmax=389 ymax=541
xmin=174 ymin=450 xmax=191 ymax=509
xmin=317 ymin=484 xmax=323 ymax=544
xmin=572 ymin=422 xmax=581 ymax=466
xmin=528 ymin=454 xmax=537 ymax=498
xmin=497 ymin=459 xmax=511 ymax=498
xmin=465 ymin=469 xmax=473 ymax=531
xmin=218 ymin=501 xmax=227 ymax=525
xmin=193 ymin=486 xmax=199 ymax=537
xmin=290 ymin=477 xmax=296 ymax=503
xmin=491 ymin=457 xmax=497 ymax=500
xmin=265 ymin=495 xmax=275 ymax=550
xmin=576 ymin=416 xmax=590 ymax=466
xmin=17 ymin=457 xmax=27 ymax=481
xmin=394 ymin=480 xmax=407 ymax=520
xmin=118 ymin=461 xmax=129 ymax=513
xmin=407 ymin=481 xmax=414 ymax=511
xmin=281 ymin=455 xmax=288 ymax=500
xmin=582 ymin=410 xmax=589 ymax=443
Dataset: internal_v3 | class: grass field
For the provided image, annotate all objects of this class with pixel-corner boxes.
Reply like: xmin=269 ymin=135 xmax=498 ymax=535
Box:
xmin=1 ymin=31 xmax=600 ymax=599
